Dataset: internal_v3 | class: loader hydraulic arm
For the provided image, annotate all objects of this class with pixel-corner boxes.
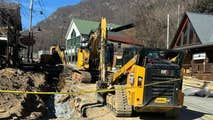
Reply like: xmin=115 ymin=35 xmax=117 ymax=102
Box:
xmin=111 ymin=55 xmax=138 ymax=84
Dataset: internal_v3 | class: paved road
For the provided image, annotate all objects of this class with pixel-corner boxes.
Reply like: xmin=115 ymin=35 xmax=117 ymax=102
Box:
xmin=181 ymin=96 xmax=213 ymax=120
xmin=68 ymin=83 xmax=213 ymax=120
xmin=85 ymin=96 xmax=213 ymax=120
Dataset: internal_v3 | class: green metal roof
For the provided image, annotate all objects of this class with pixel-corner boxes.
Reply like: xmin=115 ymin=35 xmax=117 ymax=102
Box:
xmin=72 ymin=18 xmax=120 ymax=35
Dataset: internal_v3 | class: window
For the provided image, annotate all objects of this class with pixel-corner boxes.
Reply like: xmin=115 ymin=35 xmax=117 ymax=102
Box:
xmin=69 ymin=56 xmax=71 ymax=62
xmin=118 ymin=43 xmax=121 ymax=48
xmin=67 ymin=40 xmax=70 ymax=49
xmin=183 ymin=27 xmax=187 ymax=45
xmin=71 ymin=30 xmax=76 ymax=38
xmin=189 ymin=23 xmax=194 ymax=44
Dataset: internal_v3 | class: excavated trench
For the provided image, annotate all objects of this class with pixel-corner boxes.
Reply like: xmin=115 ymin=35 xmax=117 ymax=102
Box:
xmin=39 ymin=65 xmax=74 ymax=119
xmin=41 ymin=72 xmax=60 ymax=119
xmin=0 ymin=65 xmax=68 ymax=119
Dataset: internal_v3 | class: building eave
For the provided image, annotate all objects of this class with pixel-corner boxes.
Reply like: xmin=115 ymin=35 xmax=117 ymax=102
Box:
xmin=65 ymin=20 xmax=74 ymax=39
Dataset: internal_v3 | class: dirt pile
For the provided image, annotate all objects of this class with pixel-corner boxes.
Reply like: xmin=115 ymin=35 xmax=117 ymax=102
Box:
xmin=0 ymin=68 xmax=47 ymax=119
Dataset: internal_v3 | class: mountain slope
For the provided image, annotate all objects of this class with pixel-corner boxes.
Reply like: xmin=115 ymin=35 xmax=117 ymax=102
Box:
xmin=32 ymin=0 xmax=212 ymax=51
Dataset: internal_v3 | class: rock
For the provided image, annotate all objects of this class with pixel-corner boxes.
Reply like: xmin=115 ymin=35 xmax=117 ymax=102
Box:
xmin=0 ymin=108 xmax=6 ymax=113
xmin=17 ymin=69 xmax=23 ymax=75
xmin=56 ymin=95 xmax=70 ymax=103
xmin=29 ymin=112 xmax=42 ymax=120
xmin=12 ymin=116 xmax=18 ymax=120
xmin=0 ymin=112 xmax=10 ymax=119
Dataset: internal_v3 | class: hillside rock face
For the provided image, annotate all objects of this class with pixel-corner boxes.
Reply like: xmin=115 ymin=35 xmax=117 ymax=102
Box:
xmin=33 ymin=0 xmax=212 ymax=51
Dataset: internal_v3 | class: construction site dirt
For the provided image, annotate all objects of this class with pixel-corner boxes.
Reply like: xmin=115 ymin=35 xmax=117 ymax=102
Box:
xmin=48 ymin=82 xmax=213 ymax=120
xmin=50 ymin=72 xmax=213 ymax=120
xmin=0 ymin=67 xmax=213 ymax=120
xmin=0 ymin=67 xmax=63 ymax=119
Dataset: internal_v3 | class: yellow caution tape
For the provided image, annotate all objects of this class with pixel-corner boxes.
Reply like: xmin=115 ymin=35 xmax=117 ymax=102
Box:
xmin=0 ymin=78 xmax=181 ymax=95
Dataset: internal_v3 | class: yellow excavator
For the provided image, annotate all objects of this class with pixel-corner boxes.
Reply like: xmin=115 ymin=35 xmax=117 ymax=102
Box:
xmin=40 ymin=45 xmax=66 ymax=65
xmin=92 ymin=18 xmax=185 ymax=117
xmin=77 ymin=18 xmax=134 ymax=83
xmin=77 ymin=18 xmax=115 ymax=82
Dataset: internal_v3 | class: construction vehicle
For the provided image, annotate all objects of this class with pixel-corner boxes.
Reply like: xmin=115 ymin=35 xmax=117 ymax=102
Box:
xmin=77 ymin=18 xmax=135 ymax=83
xmin=40 ymin=45 xmax=66 ymax=65
xmin=90 ymin=18 xmax=186 ymax=117
xmin=77 ymin=17 xmax=185 ymax=117
xmin=96 ymin=47 xmax=185 ymax=117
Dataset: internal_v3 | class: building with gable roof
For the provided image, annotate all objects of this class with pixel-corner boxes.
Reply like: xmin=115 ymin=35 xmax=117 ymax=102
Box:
xmin=65 ymin=19 xmax=143 ymax=64
xmin=170 ymin=12 xmax=213 ymax=74
xmin=65 ymin=18 xmax=119 ymax=63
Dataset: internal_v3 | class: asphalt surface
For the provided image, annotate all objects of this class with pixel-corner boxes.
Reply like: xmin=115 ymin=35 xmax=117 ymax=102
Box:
xmin=137 ymin=96 xmax=213 ymax=120
xmin=85 ymin=96 xmax=213 ymax=120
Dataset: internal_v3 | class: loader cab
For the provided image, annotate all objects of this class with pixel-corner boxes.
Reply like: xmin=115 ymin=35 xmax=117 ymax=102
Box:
xmin=125 ymin=48 xmax=185 ymax=113
xmin=135 ymin=48 xmax=184 ymax=67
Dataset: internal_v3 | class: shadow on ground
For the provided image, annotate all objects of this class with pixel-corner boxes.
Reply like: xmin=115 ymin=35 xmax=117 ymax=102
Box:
xmin=139 ymin=106 xmax=207 ymax=120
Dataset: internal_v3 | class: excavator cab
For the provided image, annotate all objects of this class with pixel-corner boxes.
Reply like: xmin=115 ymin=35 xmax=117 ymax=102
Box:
xmin=40 ymin=45 xmax=66 ymax=65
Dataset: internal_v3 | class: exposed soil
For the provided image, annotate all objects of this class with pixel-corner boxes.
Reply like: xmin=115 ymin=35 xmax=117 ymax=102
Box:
xmin=1 ymin=67 xmax=213 ymax=120
xmin=0 ymin=68 xmax=59 ymax=119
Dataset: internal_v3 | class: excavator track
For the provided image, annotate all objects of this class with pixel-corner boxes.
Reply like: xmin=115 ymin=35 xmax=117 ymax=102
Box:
xmin=107 ymin=85 xmax=132 ymax=117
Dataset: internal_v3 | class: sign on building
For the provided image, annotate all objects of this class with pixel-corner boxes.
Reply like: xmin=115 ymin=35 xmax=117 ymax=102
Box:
xmin=193 ymin=53 xmax=206 ymax=60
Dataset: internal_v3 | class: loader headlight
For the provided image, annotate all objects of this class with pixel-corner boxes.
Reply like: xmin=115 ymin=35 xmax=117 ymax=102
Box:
xmin=130 ymin=73 xmax=134 ymax=85
xmin=138 ymin=77 xmax=143 ymax=86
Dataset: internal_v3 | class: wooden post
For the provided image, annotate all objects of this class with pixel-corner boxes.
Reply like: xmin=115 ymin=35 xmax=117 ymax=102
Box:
xmin=181 ymin=31 xmax=184 ymax=46
xmin=203 ymin=60 xmax=205 ymax=73
xmin=187 ymin=22 xmax=190 ymax=45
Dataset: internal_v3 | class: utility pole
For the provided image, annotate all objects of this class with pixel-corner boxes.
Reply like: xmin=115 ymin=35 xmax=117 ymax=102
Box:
xmin=166 ymin=14 xmax=170 ymax=49
xmin=177 ymin=4 xmax=180 ymax=28
xmin=27 ymin=0 xmax=34 ymax=63
xmin=29 ymin=0 xmax=34 ymax=32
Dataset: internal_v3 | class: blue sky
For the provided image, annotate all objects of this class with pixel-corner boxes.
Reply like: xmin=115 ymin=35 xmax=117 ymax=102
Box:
xmin=11 ymin=0 xmax=80 ymax=30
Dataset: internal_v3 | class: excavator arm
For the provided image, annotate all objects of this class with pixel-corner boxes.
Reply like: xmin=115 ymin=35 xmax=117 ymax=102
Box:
xmin=77 ymin=17 xmax=107 ymax=73
xmin=50 ymin=45 xmax=67 ymax=65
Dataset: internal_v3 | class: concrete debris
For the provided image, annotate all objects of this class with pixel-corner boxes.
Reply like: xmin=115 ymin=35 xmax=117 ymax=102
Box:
xmin=53 ymin=66 xmax=96 ymax=119
xmin=183 ymin=87 xmax=213 ymax=97
xmin=183 ymin=76 xmax=213 ymax=97
xmin=183 ymin=88 xmax=200 ymax=96
xmin=54 ymin=94 xmax=72 ymax=119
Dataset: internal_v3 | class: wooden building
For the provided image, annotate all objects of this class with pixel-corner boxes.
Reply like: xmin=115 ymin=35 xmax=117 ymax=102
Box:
xmin=0 ymin=2 xmax=22 ymax=67
xmin=170 ymin=12 xmax=213 ymax=74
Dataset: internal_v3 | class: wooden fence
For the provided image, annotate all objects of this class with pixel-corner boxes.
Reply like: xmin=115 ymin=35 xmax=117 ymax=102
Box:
xmin=182 ymin=63 xmax=213 ymax=73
